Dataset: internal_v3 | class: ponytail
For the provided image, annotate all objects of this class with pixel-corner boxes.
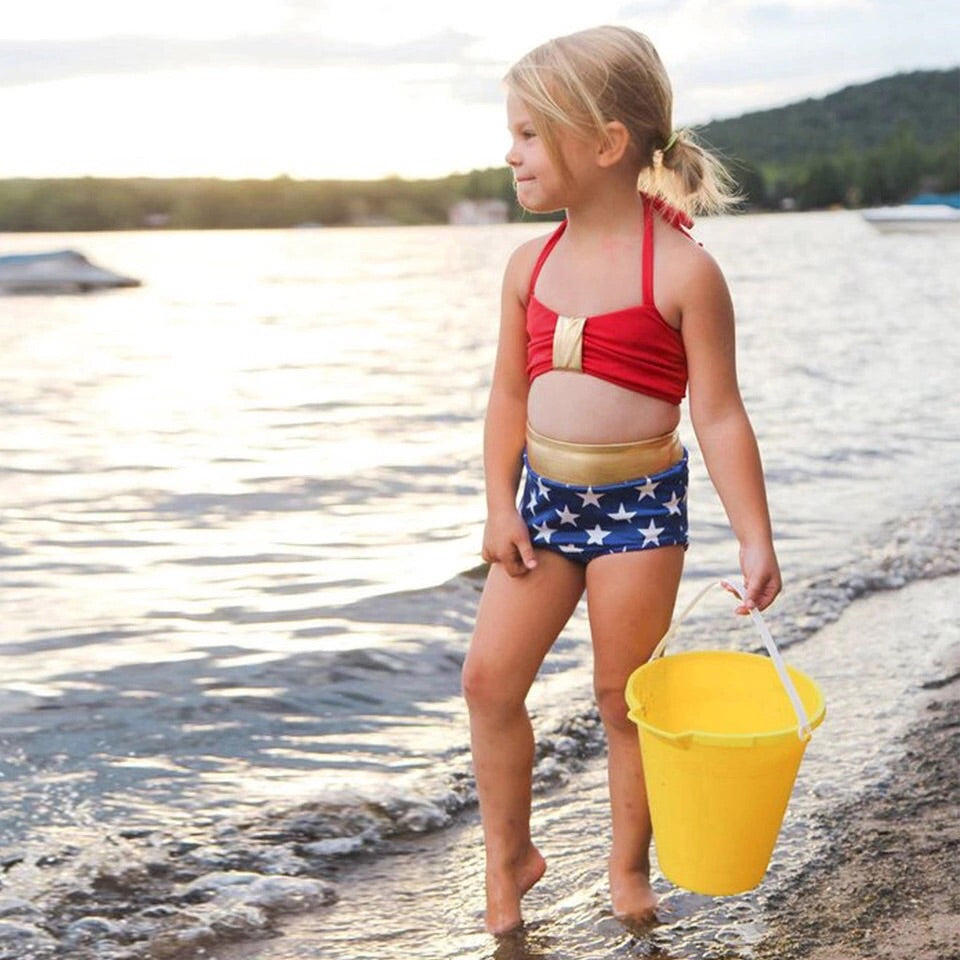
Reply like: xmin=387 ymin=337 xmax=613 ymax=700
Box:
xmin=639 ymin=129 xmax=740 ymax=216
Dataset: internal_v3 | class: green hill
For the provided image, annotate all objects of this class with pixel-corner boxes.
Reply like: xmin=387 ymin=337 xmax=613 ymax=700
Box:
xmin=695 ymin=68 xmax=959 ymax=208
xmin=699 ymin=69 xmax=958 ymax=165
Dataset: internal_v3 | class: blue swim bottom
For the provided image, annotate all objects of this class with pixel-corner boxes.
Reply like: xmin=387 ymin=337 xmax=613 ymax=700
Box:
xmin=520 ymin=450 xmax=689 ymax=563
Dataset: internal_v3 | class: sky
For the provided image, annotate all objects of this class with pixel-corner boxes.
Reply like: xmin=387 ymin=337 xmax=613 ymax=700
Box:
xmin=1 ymin=0 xmax=957 ymax=181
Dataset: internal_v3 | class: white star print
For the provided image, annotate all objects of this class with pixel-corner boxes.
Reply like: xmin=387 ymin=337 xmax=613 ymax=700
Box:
xmin=576 ymin=487 xmax=603 ymax=508
xmin=635 ymin=477 xmax=660 ymax=501
xmin=586 ymin=525 xmax=610 ymax=545
xmin=640 ymin=518 xmax=665 ymax=546
xmin=663 ymin=491 xmax=683 ymax=515
xmin=536 ymin=477 xmax=550 ymax=500
xmin=555 ymin=504 xmax=581 ymax=526
xmin=532 ymin=520 xmax=555 ymax=543
xmin=559 ymin=543 xmax=585 ymax=554
xmin=608 ymin=503 xmax=636 ymax=522
xmin=527 ymin=490 xmax=538 ymax=512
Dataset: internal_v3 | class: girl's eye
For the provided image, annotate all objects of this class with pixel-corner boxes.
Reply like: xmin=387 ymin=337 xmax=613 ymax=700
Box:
xmin=522 ymin=129 xmax=537 ymax=140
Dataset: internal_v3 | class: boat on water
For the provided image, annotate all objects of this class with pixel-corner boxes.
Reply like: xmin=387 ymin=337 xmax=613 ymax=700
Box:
xmin=861 ymin=192 xmax=960 ymax=233
xmin=0 ymin=250 xmax=141 ymax=294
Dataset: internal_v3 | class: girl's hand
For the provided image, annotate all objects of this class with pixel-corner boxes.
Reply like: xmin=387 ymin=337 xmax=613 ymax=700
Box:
xmin=481 ymin=509 xmax=538 ymax=578
xmin=737 ymin=542 xmax=782 ymax=613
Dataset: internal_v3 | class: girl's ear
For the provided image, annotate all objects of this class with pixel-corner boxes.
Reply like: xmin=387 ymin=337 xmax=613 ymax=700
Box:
xmin=596 ymin=121 xmax=631 ymax=167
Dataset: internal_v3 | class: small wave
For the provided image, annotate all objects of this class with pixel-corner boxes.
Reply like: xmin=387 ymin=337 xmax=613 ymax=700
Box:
xmin=767 ymin=491 xmax=960 ymax=650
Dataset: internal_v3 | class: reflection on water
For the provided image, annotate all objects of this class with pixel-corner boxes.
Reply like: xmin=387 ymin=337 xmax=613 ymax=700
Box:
xmin=2 ymin=227 xmax=501 ymax=833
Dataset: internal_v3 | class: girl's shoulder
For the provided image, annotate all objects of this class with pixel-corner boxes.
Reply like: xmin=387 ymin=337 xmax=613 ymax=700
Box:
xmin=508 ymin=226 xmax=560 ymax=267
xmin=653 ymin=213 xmax=724 ymax=284
xmin=503 ymin=226 xmax=561 ymax=301
xmin=650 ymin=213 xmax=731 ymax=323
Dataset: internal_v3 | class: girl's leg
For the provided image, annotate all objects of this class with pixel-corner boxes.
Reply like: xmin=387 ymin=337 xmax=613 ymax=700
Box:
xmin=585 ymin=546 xmax=684 ymax=922
xmin=462 ymin=551 xmax=585 ymax=934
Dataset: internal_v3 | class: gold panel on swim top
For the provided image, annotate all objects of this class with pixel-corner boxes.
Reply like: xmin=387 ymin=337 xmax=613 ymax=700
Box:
xmin=552 ymin=315 xmax=586 ymax=372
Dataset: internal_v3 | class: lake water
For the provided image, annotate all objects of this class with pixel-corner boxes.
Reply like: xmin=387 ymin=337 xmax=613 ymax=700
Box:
xmin=0 ymin=211 xmax=958 ymax=959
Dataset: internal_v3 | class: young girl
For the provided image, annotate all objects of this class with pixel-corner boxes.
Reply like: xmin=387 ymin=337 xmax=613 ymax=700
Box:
xmin=461 ymin=25 xmax=781 ymax=935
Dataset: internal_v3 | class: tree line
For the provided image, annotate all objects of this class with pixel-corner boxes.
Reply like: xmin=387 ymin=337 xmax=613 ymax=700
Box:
xmin=728 ymin=125 xmax=958 ymax=210
xmin=0 ymin=68 xmax=955 ymax=232
xmin=0 ymin=170 xmax=516 ymax=232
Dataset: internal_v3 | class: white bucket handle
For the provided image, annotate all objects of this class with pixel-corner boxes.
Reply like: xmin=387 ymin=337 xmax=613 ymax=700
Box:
xmin=650 ymin=579 xmax=814 ymax=741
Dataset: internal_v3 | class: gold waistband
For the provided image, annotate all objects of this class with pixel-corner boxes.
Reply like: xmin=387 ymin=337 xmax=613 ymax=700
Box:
xmin=525 ymin=423 xmax=683 ymax=486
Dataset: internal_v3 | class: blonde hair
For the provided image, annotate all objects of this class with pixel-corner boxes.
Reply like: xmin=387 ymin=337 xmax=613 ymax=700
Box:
xmin=504 ymin=25 xmax=737 ymax=215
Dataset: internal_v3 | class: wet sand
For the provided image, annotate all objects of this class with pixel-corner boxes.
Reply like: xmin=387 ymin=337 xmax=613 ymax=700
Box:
xmin=756 ymin=636 xmax=960 ymax=960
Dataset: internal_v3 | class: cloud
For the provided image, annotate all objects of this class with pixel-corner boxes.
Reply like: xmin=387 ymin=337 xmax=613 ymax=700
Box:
xmin=0 ymin=28 xmax=480 ymax=88
xmin=617 ymin=0 xmax=676 ymax=15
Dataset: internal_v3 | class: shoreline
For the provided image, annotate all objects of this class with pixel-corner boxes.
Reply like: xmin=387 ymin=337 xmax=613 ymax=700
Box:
xmin=208 ymin=574 xmax=960 ymax=960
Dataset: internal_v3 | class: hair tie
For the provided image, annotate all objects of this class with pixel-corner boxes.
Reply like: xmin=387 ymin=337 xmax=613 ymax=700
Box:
xmin=653 ymin=131 xmax=680 ymax=170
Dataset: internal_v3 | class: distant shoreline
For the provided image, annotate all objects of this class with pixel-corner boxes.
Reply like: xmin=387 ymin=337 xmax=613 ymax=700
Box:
xmin=1 ymin=67 xmax=957 ymax=232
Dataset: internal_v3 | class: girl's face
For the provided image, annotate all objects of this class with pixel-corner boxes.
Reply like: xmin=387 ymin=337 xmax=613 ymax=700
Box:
xmin=505 ymin=92 xmax=601 ymax=213
xmin=504 ymin=92 xmax=568 ymax=214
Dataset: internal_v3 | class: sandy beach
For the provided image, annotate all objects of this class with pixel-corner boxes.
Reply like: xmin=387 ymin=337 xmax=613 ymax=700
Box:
xmin=756 ymin=616 xmax=960 ymax=960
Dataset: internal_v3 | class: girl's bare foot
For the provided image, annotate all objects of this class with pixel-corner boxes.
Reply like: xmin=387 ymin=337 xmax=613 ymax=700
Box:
xmin=610 ymin=863 xmax=658 ymax=926
xmin=484 ymin=844 xmax=547 ymax=934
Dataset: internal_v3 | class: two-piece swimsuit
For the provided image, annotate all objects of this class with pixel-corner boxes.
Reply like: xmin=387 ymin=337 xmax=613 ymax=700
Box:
xmin=520 ymin=194 xmax=694 ymax=563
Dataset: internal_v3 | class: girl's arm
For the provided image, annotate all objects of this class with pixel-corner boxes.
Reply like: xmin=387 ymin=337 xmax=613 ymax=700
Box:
xmin=480 ymin=243 xmax=540 ymax=577
xmin=681 ymin=250 xmax=782 ymax=612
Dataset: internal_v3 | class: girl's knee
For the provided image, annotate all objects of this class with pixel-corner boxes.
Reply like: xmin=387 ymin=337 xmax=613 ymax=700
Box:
xmin=460 ymin=656 xmax=483 ymax=706
xmin=594 ymin=683 xmax=633 ymax=734
xmin=462 ymin=655 xmax=523 ymax=716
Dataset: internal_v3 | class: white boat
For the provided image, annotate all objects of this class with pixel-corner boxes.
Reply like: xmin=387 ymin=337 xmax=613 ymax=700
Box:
xmin=0 ymin=250 xmax=141 ymax=294
xmin=861 ymin=202 xmax=960 ymax=233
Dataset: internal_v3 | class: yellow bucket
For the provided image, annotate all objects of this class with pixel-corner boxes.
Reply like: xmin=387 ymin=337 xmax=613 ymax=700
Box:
xmin=625 ymin=581 xmax=826 ymax=896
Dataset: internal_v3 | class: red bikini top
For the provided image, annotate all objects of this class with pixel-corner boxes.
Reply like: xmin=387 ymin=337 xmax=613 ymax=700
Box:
xmin=526 ymin=194 xmax=691 ymax=406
